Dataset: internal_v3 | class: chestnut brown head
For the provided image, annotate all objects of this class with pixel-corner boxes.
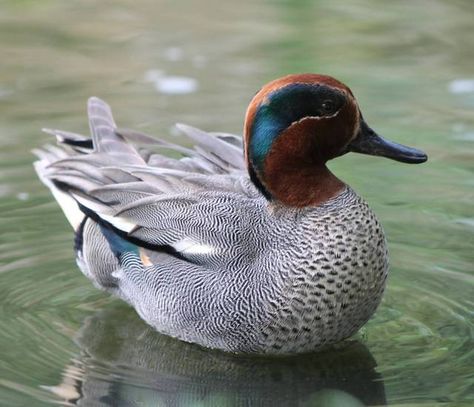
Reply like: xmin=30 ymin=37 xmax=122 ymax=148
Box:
xmin=244 ymin=74 xmax=427 ymax=206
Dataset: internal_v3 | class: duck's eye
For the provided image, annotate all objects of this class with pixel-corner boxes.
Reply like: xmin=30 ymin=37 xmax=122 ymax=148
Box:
xmin=321 ymin=100 xmax=336 ymax=114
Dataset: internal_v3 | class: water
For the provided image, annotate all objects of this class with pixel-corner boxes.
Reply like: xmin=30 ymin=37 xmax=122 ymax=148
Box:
xmin=0 ymin=0 xmax=473 ymax=405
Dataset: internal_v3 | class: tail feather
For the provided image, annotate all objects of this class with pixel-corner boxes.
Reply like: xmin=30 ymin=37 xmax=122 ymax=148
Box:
xmin=42 ymin=128 xmax=93 ymax=153
xmin=33 ymin=149 xmax=85 ymax=231
xmin=87 ymin=97 xmax=145 ymax=165
xmin=87 ymin=97 xmax=117 ymax=153
xmin=33 ymin=97 xmax=144 ymax=230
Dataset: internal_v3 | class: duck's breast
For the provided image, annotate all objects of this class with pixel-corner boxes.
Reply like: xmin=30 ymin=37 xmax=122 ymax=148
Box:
xmin=257 ymin=188 xmax=389 ymax=354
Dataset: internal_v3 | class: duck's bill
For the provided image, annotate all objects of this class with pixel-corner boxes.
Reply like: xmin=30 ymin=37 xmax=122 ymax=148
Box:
xmin=348 ymin=119 xmax=427 ymax=164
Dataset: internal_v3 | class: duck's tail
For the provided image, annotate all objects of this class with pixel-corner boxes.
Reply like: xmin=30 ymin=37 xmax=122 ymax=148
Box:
xmin=33 ymin=97 xmax=144 ymax=231
xmin=33 ymin=144 xmax=85 ymax=231
xmin=87 ymin=97 xmax=144 ymax=160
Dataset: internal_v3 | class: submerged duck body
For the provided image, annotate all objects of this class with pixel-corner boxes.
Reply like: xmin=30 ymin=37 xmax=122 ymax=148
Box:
xmin=34 ymin=74 xmax=427 ymax=354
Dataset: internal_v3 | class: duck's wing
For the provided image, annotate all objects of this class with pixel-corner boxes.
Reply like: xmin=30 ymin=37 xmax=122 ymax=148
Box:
xmin=34 ymin=97 xmax=263 ymax=269
xmin=116 ymin=125 xmax=245 ymax=175
xmin=43 ymin=115 xmax=245 ymax=176
xmin=37 ymin=97 xmax=257 ymax=196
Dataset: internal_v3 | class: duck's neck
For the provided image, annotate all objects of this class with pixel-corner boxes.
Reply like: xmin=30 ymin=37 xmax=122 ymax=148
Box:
xmin=251 ymin=117 xmax=346 ymax=207
xmin=262 ymin=161 xmax=345 ymax=208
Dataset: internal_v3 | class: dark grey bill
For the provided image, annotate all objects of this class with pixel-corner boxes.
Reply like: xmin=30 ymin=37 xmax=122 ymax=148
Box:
xmin=348 ymin=119 xmax=428 ymax=164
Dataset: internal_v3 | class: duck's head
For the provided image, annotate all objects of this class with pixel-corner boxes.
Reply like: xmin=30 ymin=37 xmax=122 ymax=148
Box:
xmin=244 ymin=73 xmax=427 ymax=207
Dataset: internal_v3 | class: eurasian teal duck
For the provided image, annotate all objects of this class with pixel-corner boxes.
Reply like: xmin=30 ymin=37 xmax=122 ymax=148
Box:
xmin=34 ymin=74 xmax=427 ymax=354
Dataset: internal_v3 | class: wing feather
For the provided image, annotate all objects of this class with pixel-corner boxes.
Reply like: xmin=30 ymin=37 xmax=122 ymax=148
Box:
xmin=34 ymin=97 xmax=262 ymax=266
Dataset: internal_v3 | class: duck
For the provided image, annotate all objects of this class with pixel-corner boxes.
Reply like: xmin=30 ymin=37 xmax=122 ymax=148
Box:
xmin=34 ymin=73 xmax=427 ymax=354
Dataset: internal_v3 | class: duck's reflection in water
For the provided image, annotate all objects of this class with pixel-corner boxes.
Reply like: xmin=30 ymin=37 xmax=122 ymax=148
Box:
xmin=48 ymin=306 xmax=386 ymax=406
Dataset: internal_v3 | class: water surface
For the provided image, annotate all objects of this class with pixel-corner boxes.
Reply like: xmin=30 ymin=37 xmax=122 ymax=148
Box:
xmin=0 ymin=1 xmax=473 ymax=406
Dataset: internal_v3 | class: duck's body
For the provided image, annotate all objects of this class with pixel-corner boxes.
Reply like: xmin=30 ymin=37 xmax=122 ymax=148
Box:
xmin=34 ymin=74 xmax=425 ymax=354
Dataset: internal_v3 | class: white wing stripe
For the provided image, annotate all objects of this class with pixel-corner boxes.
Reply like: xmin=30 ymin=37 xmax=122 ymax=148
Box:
xmin=173 ymin=238 xmax=215 ymax=255
xmin=71 ymin=193 xmax=137 ymax=233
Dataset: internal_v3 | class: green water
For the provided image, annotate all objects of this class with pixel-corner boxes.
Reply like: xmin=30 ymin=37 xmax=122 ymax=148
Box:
xmin=0 ymin=1 xmax=473 ymax=406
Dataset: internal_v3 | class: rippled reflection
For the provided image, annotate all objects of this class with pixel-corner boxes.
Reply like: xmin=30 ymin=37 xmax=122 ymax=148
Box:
xmin=46 ymin=307 xmax=386 ymax=407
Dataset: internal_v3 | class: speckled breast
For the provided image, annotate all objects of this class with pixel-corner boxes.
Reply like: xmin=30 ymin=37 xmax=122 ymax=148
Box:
xmin=259 ymin=188 xmax=389 ymax=354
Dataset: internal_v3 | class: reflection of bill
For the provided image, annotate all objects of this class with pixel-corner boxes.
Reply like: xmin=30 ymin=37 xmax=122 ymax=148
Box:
xmin=45 ymin=306 xmax=386 ymax=406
